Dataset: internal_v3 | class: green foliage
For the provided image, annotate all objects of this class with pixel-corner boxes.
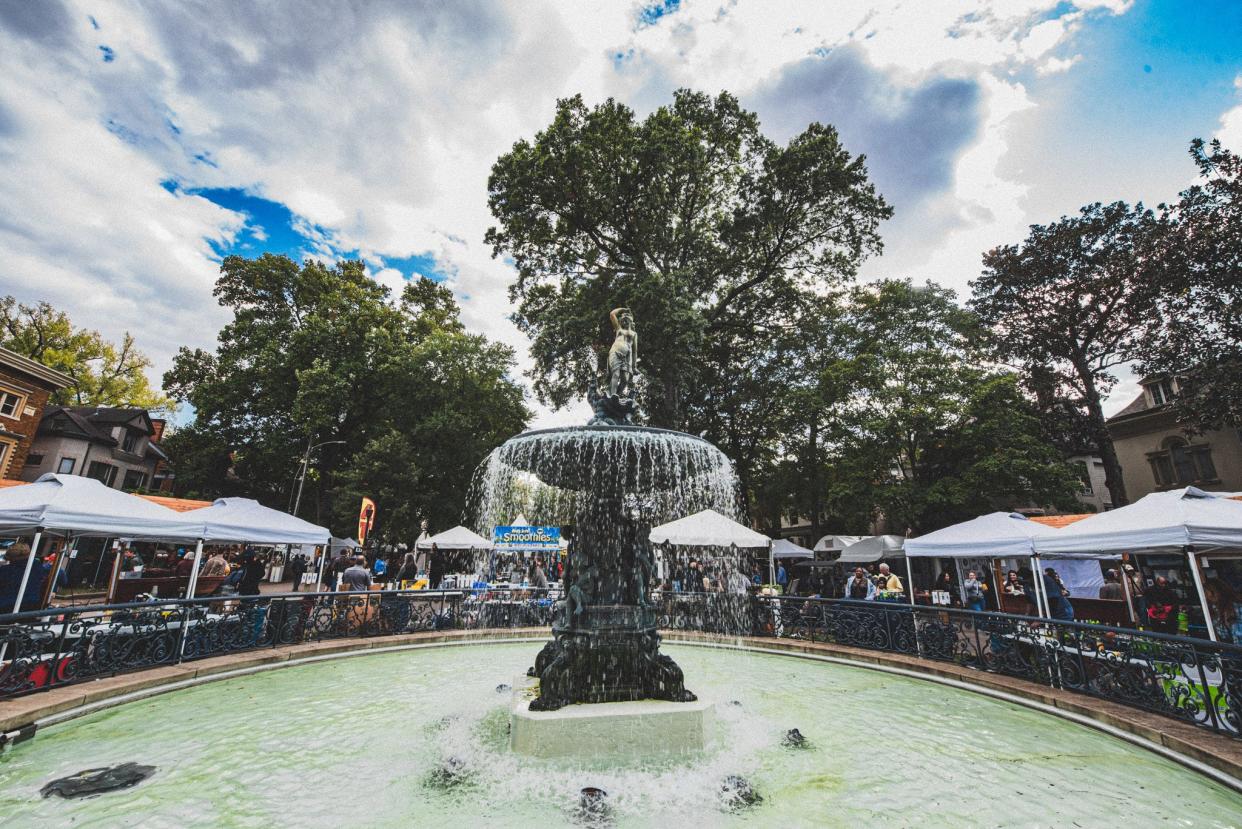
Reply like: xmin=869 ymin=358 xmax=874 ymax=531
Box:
xmin=164 ymin=254 xmax=529 ymax=541
xmin=0 ymin=297 xmax=172 ymax=411
xmin=1140 ymin=139 xmax=1242 ymax=430
xmin=970 ymin=201 xmax=1161 ymax=507
xmin=486 ymin=89 xmax=891 ymax=511
xmin=822 ymin=280 xmax=1081 ymax=533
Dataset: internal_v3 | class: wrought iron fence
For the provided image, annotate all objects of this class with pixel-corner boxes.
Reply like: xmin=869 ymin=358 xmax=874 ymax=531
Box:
xmin=2 ymin=589 xmax=1239 ymax=742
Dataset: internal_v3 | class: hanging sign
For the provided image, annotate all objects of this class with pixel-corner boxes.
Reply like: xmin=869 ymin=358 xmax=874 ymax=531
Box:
xmin=358 ymin=497 xmax=377 ymax=545
xmin=492 ymin=525 xmax=561 ymax=550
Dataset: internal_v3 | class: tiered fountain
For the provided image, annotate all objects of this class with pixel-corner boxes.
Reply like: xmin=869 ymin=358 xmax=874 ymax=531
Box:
xmin=472 ymin=307 xmax=738 ymax=757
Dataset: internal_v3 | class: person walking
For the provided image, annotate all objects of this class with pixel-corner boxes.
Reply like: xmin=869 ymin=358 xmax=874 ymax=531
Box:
xmin=288 ymin=554 xmax=307 ymax=592
xmin=395 ymin=553 xmax=419 ymax=585
xmin=237 ymin=550 xmax=265 ymax=597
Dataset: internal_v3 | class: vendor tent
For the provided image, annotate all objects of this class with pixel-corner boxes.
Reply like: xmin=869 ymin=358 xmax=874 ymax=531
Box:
xmin=1033 ymin=487 xmax=1242 ymax=556
xmin=416 ymin=526 xmax=493 ymax=550
xmin=838 ymin=534 xmax=905 ymax=563
xmin=0 ymin=473 xmax=204 ymax=614
xmin=1032 ymin=487 xmax=1242 ymax=642
xmin=330 ymin=537 xmax=361 ymax=552
xmin=0 ymin=473 xmax=203 ymax=539
xmin=771 ymin=538 xmax=813 ymax=559
xmin=649 ymin=510 xmax=769 ymax=548
xmin=196 ymin=498 xmax=330 ymax=546
xmin=814 ymin=534 xmax=865 ymax=554
xmin=650 ymin=509 xmax=773 ymax=582
xmin=905 ymin=512 xmax=1058 ymax=559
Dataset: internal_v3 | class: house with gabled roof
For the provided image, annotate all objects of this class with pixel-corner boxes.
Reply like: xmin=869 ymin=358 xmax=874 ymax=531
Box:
xmin=19 ymin=405 xmax=169 ymax=491
xmin=0 ymin=346 xmax=74 ymax=480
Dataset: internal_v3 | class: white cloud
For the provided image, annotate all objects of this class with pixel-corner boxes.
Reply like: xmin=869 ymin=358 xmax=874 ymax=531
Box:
xmin=1217 ymin=75 xmax=1242 ymax=150
xmin=0 ymin=0 xmax=1140 ymax=431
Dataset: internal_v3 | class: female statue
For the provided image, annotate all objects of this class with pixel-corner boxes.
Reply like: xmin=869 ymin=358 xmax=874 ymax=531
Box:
xmin=607 ymin=307 xmax=637 ymax=397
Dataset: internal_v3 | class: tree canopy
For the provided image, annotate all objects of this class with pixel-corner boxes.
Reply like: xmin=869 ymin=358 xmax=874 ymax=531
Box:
xmin=970 ymin=201 xmax=1161 ymax=507
xmin=164 ymin=254 xmax=529 ymax=541
xmin=0 ymin=296 xmax=171 ymax=411
xmin=487 ymin=89 xmax=891 ymax=510
xmin=1140 ymin=139 xmax=1242 ymax=430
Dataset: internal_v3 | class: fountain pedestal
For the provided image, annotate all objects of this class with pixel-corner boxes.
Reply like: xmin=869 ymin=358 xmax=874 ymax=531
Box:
xmin=509 ymin=675 xmax=714 ymax=760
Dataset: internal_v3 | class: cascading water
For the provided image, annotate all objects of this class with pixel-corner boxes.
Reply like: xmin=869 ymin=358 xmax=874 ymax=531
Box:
xmin=469 ymin=424 xmax=742 ymax=710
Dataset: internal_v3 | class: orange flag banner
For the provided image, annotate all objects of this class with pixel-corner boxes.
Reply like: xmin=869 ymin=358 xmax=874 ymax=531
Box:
xmin=358 ymin=497 xmax=377 ymax=546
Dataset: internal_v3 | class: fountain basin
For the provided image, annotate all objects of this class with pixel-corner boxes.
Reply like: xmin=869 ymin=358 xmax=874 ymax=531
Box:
xmin=509 ymin=674 xmax=714 ymax=760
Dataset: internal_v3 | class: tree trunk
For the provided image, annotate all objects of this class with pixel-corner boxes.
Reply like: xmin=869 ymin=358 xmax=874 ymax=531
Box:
xmin=1078 ymin=365 xmax=1129 ymax=508
xmin=807 ymin=413 xmax=823 ymax=544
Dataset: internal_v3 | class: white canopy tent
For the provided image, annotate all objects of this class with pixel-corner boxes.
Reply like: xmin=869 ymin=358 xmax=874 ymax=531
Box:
xmin=905 ymin=512 xmax=1058 ymax=559
xmin=814 ymin=534 xmax=866 ymax=554
xmin=838 ymin=534 xmax=905 ymax=563
xmin=190 ymin=498 xmax=331 ymax=599
xmin=649 ymin=509 xmax=775 ymax=583
xmin=1033 ymin=487 xmax=1242 ymax=641
xmin=416 ymin=526 xmax=494 ymax=551
xmin=0 ymin=474 xmax=204 ymax=613
xmin=771 ymin=538 xmax=813 ymax=560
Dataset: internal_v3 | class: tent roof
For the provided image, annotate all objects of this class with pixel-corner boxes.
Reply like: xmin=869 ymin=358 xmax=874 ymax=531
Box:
xmin=0 ymin=473 xmax=204 ymax=539
xmin=771 ymin=538 xmax=813 ymax=559
xmin=906 ymin=512 xmax=1060 ymax=559
xmin=1033 ymin=487 xmax=1242 ymax=556
xmin=195 ymin=497 xmax=331 ymax=545
xmin=838 ymin=534 xmax=905 ymax=562
xmin=649 ymin=509 xmax=770 ymax=548
xmin=814 ymin=534 xmax=866 ymax=553
xmin=416 ymin=525 xmax=493 ymax=550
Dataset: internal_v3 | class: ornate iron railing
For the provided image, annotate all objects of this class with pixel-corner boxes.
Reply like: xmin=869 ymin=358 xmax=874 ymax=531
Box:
xmin=2 ymin=590 xmax=1239 ymax=741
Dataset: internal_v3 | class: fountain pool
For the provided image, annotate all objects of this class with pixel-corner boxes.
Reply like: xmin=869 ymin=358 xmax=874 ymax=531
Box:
xmin=2 ymin=641 xmax=1239 ymax=827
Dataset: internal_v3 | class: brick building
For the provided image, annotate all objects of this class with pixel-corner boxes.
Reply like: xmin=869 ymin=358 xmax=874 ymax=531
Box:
xmin=0 ymin=346 xmax=74 ymax=479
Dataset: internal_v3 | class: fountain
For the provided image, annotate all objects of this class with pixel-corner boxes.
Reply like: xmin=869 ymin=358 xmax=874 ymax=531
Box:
xmin=470 ymin=307 xmax=737 ymax=755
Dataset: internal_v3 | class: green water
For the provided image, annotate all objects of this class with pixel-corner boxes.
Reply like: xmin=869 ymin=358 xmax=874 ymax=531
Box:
xmin=1 ymin=642 xmax=1239 ymax=828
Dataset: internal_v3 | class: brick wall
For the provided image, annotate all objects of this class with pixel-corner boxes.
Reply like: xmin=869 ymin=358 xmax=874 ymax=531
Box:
xmin=0 ymin=365 xmax=56 ymax=479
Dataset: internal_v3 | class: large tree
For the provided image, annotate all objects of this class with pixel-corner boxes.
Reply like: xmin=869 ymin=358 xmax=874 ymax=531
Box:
xmin=1140 ymin=139 xmax=1242 ymax=430
xmin=0 ymin=297 xmax=171 ymax=411
xmin=486 ymin=90 xmax=891 ymax=507
xmin=825 ymin=280 xmax=1081 ymax=533
xmin=970 ymin=202 xmax=1161 ymax=507
xmin=164 ymin=254 xmax=529 ymax=541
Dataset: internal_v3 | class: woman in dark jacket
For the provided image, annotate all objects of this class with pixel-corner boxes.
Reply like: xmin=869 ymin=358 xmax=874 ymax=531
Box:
xmin=237 ymin=550 xmax=265 ymax=596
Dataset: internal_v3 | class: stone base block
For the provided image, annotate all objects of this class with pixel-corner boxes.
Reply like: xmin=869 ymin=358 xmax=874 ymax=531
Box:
xmin=509 ymin=676 xmax=714 ymax=761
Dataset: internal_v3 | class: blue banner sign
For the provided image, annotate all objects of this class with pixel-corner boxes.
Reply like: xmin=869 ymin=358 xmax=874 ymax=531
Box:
xmin=492 ymin=525 xmax=561 ymax=550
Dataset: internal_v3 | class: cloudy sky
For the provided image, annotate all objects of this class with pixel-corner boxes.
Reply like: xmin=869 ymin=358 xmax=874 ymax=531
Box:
xmin=2 ymin=0 xmax=1241 ymax=427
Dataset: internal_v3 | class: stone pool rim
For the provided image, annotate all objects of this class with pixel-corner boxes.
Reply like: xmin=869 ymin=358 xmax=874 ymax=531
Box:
xmin=2 ymin=627 xmax=1240 ymax=794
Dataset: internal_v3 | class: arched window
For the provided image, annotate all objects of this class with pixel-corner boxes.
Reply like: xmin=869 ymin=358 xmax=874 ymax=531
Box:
xmin=1148 ymin=437 xmax=1217 ymax=488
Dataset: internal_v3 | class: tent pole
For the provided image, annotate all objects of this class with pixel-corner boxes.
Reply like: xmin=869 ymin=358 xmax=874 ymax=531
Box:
xmin=1029 ymin=555 xmax=1048 ymax=618
xmin=315 ymin=543 xmax=329 ymax=591
xmin=990 ymin=560 xmax=1003 ymax=612
xmin=42 ymin=535 xmax=75 ymax=608
xmin=905 ymin=556 xmax=915 ymax=606
xmin=11 ymin=528 xmax=44 ymax=614
xmin=1186 ymin=548 xmax=1218 ymax=643
xmin=105 ymin=541 xmax=123 ymax=604
xmin=1118 ymin=555 xmax=1137 ymax=625
xmin=185 ymin=539 xmax=205 ymax=599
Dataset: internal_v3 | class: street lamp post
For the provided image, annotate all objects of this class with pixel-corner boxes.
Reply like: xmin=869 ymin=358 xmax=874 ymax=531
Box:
xmin=292 ymin=439 xmax=346 ymax=519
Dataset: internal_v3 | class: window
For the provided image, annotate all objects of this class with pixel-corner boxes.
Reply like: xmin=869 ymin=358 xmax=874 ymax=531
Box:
xmin=122 ymin=469 xmax=147 ymax=491
xmin=0 ymin=442 xmax=8 ymax=474
xmin=0 ymin=389 xmax=24 ymax=419
xmin=86 ymin=460 xmax=118 ymax=487
xmin=26 ymin=453 xmax=45 ymax=467
xmin=56 ymin=457 xmax=75 ymax=474
xmin=1148 ymin=437 xmax=1218 ymax=488
xmin=121 ymin=429 xmax=138 ymax=453
xmin=1147 ymin=379 xmax=1176 ymax=406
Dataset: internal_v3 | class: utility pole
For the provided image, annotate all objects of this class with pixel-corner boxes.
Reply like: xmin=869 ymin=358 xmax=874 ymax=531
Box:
xmin=292 ymin=439 xmax=346 ymax=518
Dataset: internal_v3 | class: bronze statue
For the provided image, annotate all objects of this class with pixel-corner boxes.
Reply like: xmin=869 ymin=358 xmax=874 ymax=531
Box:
xmin=607 ymin=307 xmax=637 ymax=398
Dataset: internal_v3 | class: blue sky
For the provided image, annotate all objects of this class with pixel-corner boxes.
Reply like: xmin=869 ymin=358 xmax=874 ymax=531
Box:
xmin=1 ymin=0 xmax=1240 ymax=426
